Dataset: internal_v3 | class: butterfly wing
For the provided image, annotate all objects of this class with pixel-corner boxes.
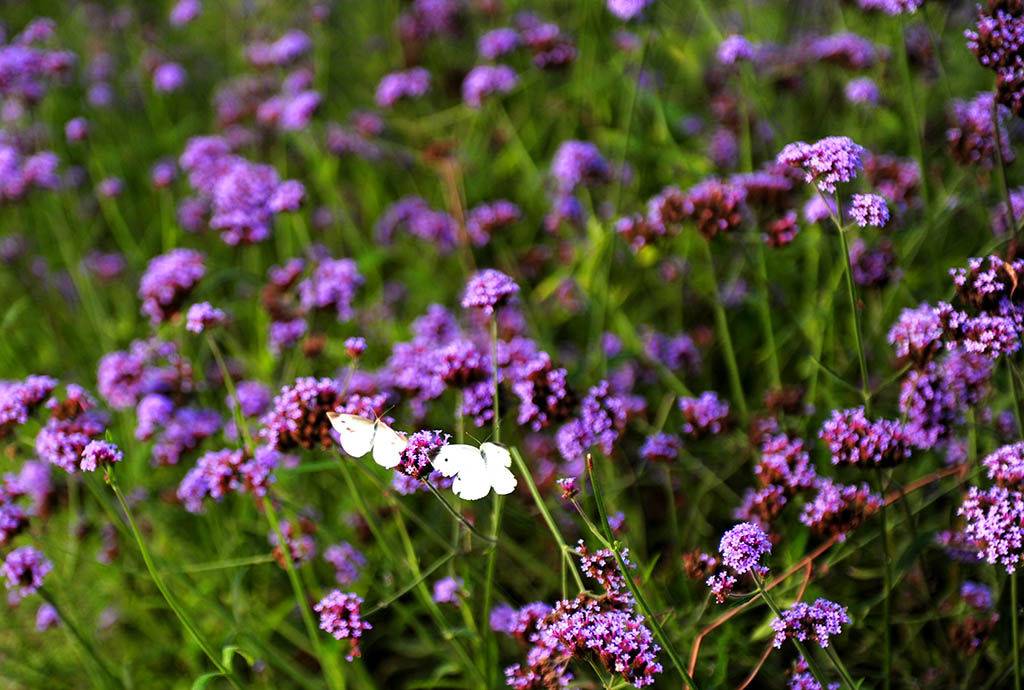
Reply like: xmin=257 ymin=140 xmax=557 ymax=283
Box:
xmin=371 ymin=423 xmax=408 ymax=469
xmin=481 ymin=442 xmax=517 ymax=496
xmin=326 ymin=412 xmax=375 ymax=458
xmin=431 ymin=444 xmax=474 ymax=478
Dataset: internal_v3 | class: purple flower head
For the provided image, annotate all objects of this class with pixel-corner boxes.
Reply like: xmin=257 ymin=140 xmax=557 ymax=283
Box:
xmin=771 ymin=599 xmax=850 ymax=648
xmin=397 ymin=429 xmax=449 ymax=479
xmin=718 ymin=521 xmax=772 ymax=575
xmin=678 ymin=392 xmax=729 ymax=438
xmin=887 ymin=304 xmax=944 ymax=365
xmin=227 ymin=381 xmax=272 ymax=418
xmin=269 ymin=319 xmax=307 ymax=354
xmin=557 ymin=476 xmax=579 ymax=499
xmin=0 ymin=375 xmax=57 ymax=438
xmin=947 ymin=93 xmax=1014 ymax=169
xmin=375 ymin=197 xmax=458 ymax=252
xmin=777 ymin=136 xmax=865 ymax=193
xmin=170 ymin=0 xmax=201 ymax=26
xmin=960 ymin=485 xmax=1024 ymax=573
xmin=344 ymin=337 xmax=367 ymax=359
xmin=279 ymin=91 xmax=321 ymax=131
xmin=298 ymin=258 xmax=363 ymax=321
xmin=185 ymin=302 xmax=229 ymax=333
xmin=682 ymin=179 xmax=746 ymax=240
xmin=717 ymin=34 xmax=755 ymax=65
xmin=706 ymin=571 xmax=737 ymax=603
xmin=324 ymin=543 xmax=367 ymax=587
xmin=315 ymin=590 xmax=372 ymax=661
xmin=800 ymin=478 xmax=882 ymax=542
xmin=478 ymin=28 xmax=520 ymax=59
xmin=150 ymin=161 xmax=177 ymax=188
xmin=756 ymin=434 xmax=817 ymax=493
xmin=607 ymin=0 xmax=652 ymax=21
xmin=210 ymin=158 xmax=291 ymax=245
xmin=139 ymin=249 xmax=206 ymax=325
xmin=153 ymin=62 xmax=187 ymax=92
xmin=268 ymin=180 xmax=305 ymax=213
xmin=849 ymin=238 xmax=900 ymax=288
xmin=819 ymin=407 xmax=913 ymax=468
xmin=80 ymin=439 xmax=122 ymax=472
xmin=849 ymin=193 xmax=889 ymax=227
xmin=857 ymin=0 xmax=920 ymax=13
xmin=844 ymin=77 xmax=880 ymax=105
xmin=550 ymin=140 xmax=610 ymax=192
xmin=984 ymin=443 xmax=1024 ymax=490
xmin=462 ymin=65 xmax=518 ymax=108
xmin=375 ymin=67 xmax=430 ymax=108
xmin=808 ymin=33 xmax=878 ymax=70
xmin=962 ymin=581 xmax=993 ymax=611
xmin=462 ymin=269 xmax=519 ymax=315
xmin=35 ymin=602 xmax=60 ymax=631
xmin=64 ymin=117 xmax=88 ymax=143
xmin=640 ymin=433 xmax=681 ymax=463
xmin=434 ymin=339 xmax=488 ymax=388
xmin=2 ymin=546 xmax=52 ymax=602
xmin=432 ymin=576 xmax=463 ymax=606
xmin=97 ymin=176 xmax=123 ymax=199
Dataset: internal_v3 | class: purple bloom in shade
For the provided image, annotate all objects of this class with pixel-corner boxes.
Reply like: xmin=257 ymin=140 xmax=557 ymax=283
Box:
xmin=227 ymin=380 xmax=272 ymax=418
xmin=557 ymin=380 xmax=632 ymax=463
xmin=844 ymin=77 xmax=880 ymax=105
xmin=269 ymin=519 xmax=316 ymax=568
xmin=16 ymin=461 xmax=50 ymax=516
xmin=153 ymin=62 xmax=187 ymax=92
xmin=962 ymin=582 xmax=993 ymax=611
xmin=682 ymin=178 xmax=746 ymax=240
xmin=462 ymin=65 xmax=518 ymax=108
xmin=82 ymin=251 xmax=126 ymax=282
xmin=967 ymin=9 xmax=1024 ymax=71
xmin=35 ymin=602 xmax=60 ymax=631
xmin=640 ymin=433 xmax=681 ymax=463
xmin=0 ymin=490 xmax=27 ymax=546
xmin=849 ymin=238 xmax=900 ymax=288
xmin=735 ymin=484 xmax=788 ymax=525
xmin=0 ymin=375 xmax=57 ymax=438
xmin=937 ymin=529 xmax=981 ymax=563
xmin=717 ymin=34 xmax=755 ymax=65
xmin=79 ymin=440 xmax=122 ymax=472
xmin=800 ymin=479 xmax=883 ymax=542
xmin=298 ymin=258 xmax=363 ymax=321
xmin=324 ymin=543 xmax=367 ymax=587
xmin=150 ymin=161 xmax=177 ymax=188
xmin=756 ymin=434 xmax=817 ymax=493
xmin=434 ymin=339 xmax=488 ymax=388
xmin=97 ymin=177 xmax=123 ymax=199
xmin=268 ymin=180 xmax=305 ymax=213
xmin=151 ymin=407 xmax=221 ymax=466
xmin=279 ymin=91 xmax=321 ymax=131
xmin=947 ymin=93 xmax=1014 ymax=169
xmin=551 ymin=140 xmax=610 ymax=192
xmin=139 ymin=249 xmax=206 ymax=325
xmin=269 ymin=319 xmax=307 ymax=354
xmin=643 ymin=330 xmax=701 ymax=374
xmin=706 ymin=571 xmax=737 ymax=603
xmin=557 ymin=476 xmax=579 ymax=499
xmin=857 ymin=0 xmax=920 ymax=13
xmin=433 ymin=576 xmax=463 ymax=606
xmin=135 ymin=394 xmax=174 ymax=440
xmin=900 ymin=349 xmax=992 ymax=449
xmin=259 ymin=377 xmax=352 ymax=451
xmin=718 ymin=522 xmax=772 ymax=575
xmin=678 ymin=392 xmax=729 ymax=438
xmin=959 ymin=485 xmax=1024 ymax=572
xmin=374 ymin=67 xmax=430 ymax=108
xmin=397 ymin=430 xmax=450 ymax=479
xmin=374 ymin=197 xmax=458 ymax=251
xmin=2 ymin=547 xmax=52 ymax=602
xmin=992 ymin=188 xmax=1024 ymax=237
xmin=87 ymin=82 xmax=113 ymax=108
xmin=887 ymin=304 xmax=944 ymax=365
xmin=185 ymin=302 xmax=229 ymax=333
xmin=64 ymin=117 xmax=88 ymax=143
xmin=819 ymin=407 xmax=913 ymax=468
xmin=170 ymin=0 xmax=201 ymax=26
xmin=984 ymin=443 xmax=1024 ymax=490
xmin=789 ymin=657 xmax=840 ymax=690
xmin=777 ymin=136 xmax=865 ymax=193
xmin=36 ymin=401 xmax=109 ymax=474
xmin=808 ymin=33 xmax=878 ymax=70
xmin=177 ymin=196 xmax=209 ymax=232
xmin=606 ymin=0 xmax=652 ymax=21
xmin=344 ymin=337 xmax=367 ymax=359
xmin=522 ymin=21 xmax=578 ymax=69
xmin=803 ymin=195 xmax=836 ymax=224
xmin=478 ymin=28 xmax=520 ymax=59
xmin=545 ymin=192 xmax=586 ymax=232
xmin=771 ymin=599 xmax=851 ymax=649
xmin=315 ymin=590 xmax=372 ymax=661
xmin=490 ymin=601 xmax=552 ymax=639
xmin=210 ymin=158 xmax=291 ymax=245
xmin=461 ymin=269 xmax=519 ymax=315
xmin=849 ymin=193 xmax=889 ymax=227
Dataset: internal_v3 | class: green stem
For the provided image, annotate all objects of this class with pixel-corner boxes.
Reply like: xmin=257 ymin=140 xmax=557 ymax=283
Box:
xmin=1014 ymin=571 xmax=1022 ymax=690
xmin=483 ymin=314 xmax=504 ymax=687
xmin=755 ymin=238 xmax=782 ymax=389
xmin=108 ymin=475 xmax=243 ymax=689
xmin=423 ymin=479 xmax=496 ymax=543
xmin=700 ymin=236 xmax=747 ymax=422
xmin=510 ymin=447 xmax=585 ymax=592
xmin=751 ymin=571 xmax=832 ymax=690
xmin=824 ymin=645 xmax=860 ymax=690
xmin=894 ymin=17 xmax=930 ymax=214
xmin=39 ymin=588 xmax=122 ymax=689
xmin=587 ymin=457 xmax=700 ymax=690
xmin=207 ymin=334 xmax=254 ymax=453
xmin=874 ymin=468 xmax=892 ymax=690
xmin=831 ymin=193 xmax=871 ymax=412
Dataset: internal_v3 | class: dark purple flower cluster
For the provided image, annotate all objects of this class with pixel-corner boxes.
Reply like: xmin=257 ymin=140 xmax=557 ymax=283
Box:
xmin=551 ymin=140 xmax=610 ymax=192
xmin=374 ymin=196 xmax=458 ymax=252
xmin=806 ymin=33 xmax=879 ymax=70
xmin=462 ymin=65 xmax=519 ymax=108
xmin=887 ymin=304 xmax=945 ymax=366
xmin=946 ymin=93 xmax=1014 ymax=169
xmin=556 ymin=380 xmax=632 ymax=464
xmin=324 ymin=543 xmax=367 ymax=587
xmin=640 ymin=433 xmax=681 ymax=464
xmin=35 ymin=385 xmax=109 ymax=473
xmin=507 ymin=341 xmax=573 ymax=431
xmin=246 ymin=29 xmax=312 ymax=68
xmin=849 ymin=193 xmax=889 ymax=227
xmin=643 ymin=329 xmax=701 ymax=375
xmin=315 ymin=590 xmax=372 ymax=661
xmin=959 ymin=485 xmax=1024 ymax=573
xmin=819 ymin=407 xmax=913 ymax=468
xmin=258 ymin=377 xmax=351 ymax=451
xmin=396 ymin=430 xmax=450 ymax=480
xmin=1 ymin=546 xmax=52 ymax=602
xmin=297 ymin=258 xmax=364 ymax=322
xmin=177 ymin=446 xmax=279 ymax=513
xmin=0 ymin=139 xmax=60 ymax=203
xmin=718 ymin=521 xmax=772 ymax=575
xmin=800 ymin=479 xmax=883 ymax=542
xmin=138 ymin=249 xmax=205 ymax=325
xmin=0 ymin=375 xmax=57 ymax=438
xmin=520 ymin=17 xmax=577 ymax=69
xmin=465 ymin=200 xmax=521 ymax=246
xmin=681 ymin=179 xmax=747 ymax=241
xmin=678 ymin=391 xmax=729 ymax=438
xmin=966 ymin=4 xmax=1024 ymax=115
xmin=849 ymin=238 xmax=901 ymax=288
xmin=755 ymin=434 xmax=818 ymax=493
xmin=375 ymin=67 xmax=431 ymax=108
xmin=770 ymin=599 xmax=850 ymax=649
xmin=899 ymin=348 xmax=991 ymax=449
xmin=185 ymin=302 xmax=229 ymax=334
xmin=269 ymin=519 xmax=317 ymax=568
xmin=0 ymin=480 xmax=29 ymax=546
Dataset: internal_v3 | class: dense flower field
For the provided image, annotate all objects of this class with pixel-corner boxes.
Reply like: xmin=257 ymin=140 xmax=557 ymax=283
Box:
xmin=6 ymin=0 xmax=1024 ymax=688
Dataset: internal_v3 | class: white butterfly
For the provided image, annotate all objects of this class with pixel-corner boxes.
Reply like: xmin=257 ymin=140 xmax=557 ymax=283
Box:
xmin=431 ymin=442 xmax=517 ymax=501
xmin=326 ymin=412 xmax=408 ymax=469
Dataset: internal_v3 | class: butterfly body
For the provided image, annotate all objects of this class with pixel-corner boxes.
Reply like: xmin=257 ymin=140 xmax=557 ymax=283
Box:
xmin=327 ymin=412 xmax=408 ymax=469
xmin=432 ymin=442 xmax=517 ymax=500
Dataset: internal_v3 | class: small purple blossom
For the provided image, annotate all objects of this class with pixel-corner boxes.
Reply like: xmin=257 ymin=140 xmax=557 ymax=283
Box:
xmin=718 ymin=521 xmax=772 ymax=575
xmin=185 ymin=302 xmax=229 ymax=333
xmin=461 ymin=269 xmax=519 ymax=315
xmin=139 ymin=249 xmax=206 ymax=325
xmin=80 ymin=439 xmax=122 ymax=472
xmin=849 ymin=193 xmax=890 ymax=227
xmin=462 ymin=65 xmax=518 ymax=108
xmin=375 ymin=67 xmax=430 ymax=108
xmin=315 ymin=590 xmax=372 ymax=661
xmin=2 ymin=546 xmax=52 ymax=602
xmin=324 ymin=543 xmax=367 ymax=587
xmin=777 ymin=136 xmax=865 ymax=193
xmin=771 ymin=599 xmax=850 ymax=648
xmin=433 ymin=576 xmax=463 ymax=606
xmin=678 ymin=392 xmax=729 ymax=438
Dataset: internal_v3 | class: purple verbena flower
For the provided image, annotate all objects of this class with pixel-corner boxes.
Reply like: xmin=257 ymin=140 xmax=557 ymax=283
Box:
xmin=315 ymin=590 xmax=372 ymax=661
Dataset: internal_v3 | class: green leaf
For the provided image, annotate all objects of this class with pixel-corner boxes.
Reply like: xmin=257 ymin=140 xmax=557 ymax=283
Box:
xmin=191 ymin=672 xmax=224 ymax=690
xmin=221 ymin=644 xmax=254 ymax=671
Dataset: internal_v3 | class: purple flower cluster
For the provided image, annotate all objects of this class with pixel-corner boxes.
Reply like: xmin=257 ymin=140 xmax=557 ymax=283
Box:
xmin=297 ymin=258 xmax=364 ymax=321
xmin=887 ymin=304 xmax=944 ymax=365
xmin=849 ymin=193 xmax=889 ymax=227
xmin=375 ymin=67 xmax=431 ymax=108
xmin=556 ymin=380 xmax=632 ymax=463
xmin=849 ymin=238 xmax=900 ymax=288
xmin=186 ymin=302 xmax=229 ymax=333
xmin=433 ymin=576 xmax=463 ymax=606
xmin=177 ymin=446 xmax=279 ymax=513
xmin=479 ymin=28 xmax=521 ymax=59
xmin=465 ymin=200 xmax=521 ymax=246
xmin=844 ymin=77 xmax=880 ymax=106
xmin=606 ymin=0 xmax=652 ymax=21
xmin=678 ymin=391 xmax=729 ymax=438
xmin=717 ymin=35 xmax=755 ymax=65
xmin=138 ymin=249 xmax=206 ymax=325
xmin=315 ymin=590 xmax=372 ymax=661
xmin=959 ymin=485 xmax=1024 ymax=573
xmin=800 ymin=479 xmax=883 ymax=542
xmin=0 ymin=375 xmax=57 ymax=438
xmin=755 ymin=434 xmax=818 ymax=493
xmin=770 ymin=599 xmax=850 ymax=649
xmin=35 ymin=385 xmax=109 ymax=473
xmin=396 ymin=430 xmax=450 ymax=479
xmin=2 ymin=546 xmax=52 ymax=602
xmin=718 ymin=521 xmax=772 ymax=575
xmin=79 ymin=439 xmax=122 ymax=473
xmin=462 ymin=65 xmax=519 ymax=108
xmin=777 ymin=136 xmax=865 ymax=193
xmin=640 ymin=433 xmax=682 ymax=464
xmin=324 ymin=543 xmax=367 ymax=587
xmin=374 ymin=196 xmax=458 ymax=252
xmin=856 ymin=0 xmax=920 ymax=14
xmin=819 ymin=407 xmax=913 ymax=468
xmin=550 ymin=140 xmax=610 ymax=192
xmin=462 ymin=269 xmax=520 ymax=315
xmin=246 ymin=30 xmax=313 ymax=68
xmin=946 ymin=93 xmax=1014 ymax=169
xmin=984 ymin=443 xmax=1024 ymax=489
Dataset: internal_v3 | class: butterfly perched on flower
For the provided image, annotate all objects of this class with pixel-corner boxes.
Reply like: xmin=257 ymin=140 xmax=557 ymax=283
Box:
xmin=327 ymin=412 xmax=408 ymax=469
xmin=431 ymin=442 xmax=517 ymax=500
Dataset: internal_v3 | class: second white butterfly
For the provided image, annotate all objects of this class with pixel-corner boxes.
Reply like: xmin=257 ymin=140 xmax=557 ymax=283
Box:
xmin=431 ymin=442 xmax=517 ymax=501
xmin=327 ymin=412 xmax=408 ymax=469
